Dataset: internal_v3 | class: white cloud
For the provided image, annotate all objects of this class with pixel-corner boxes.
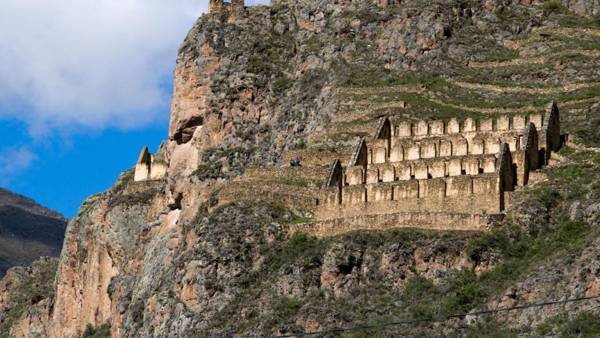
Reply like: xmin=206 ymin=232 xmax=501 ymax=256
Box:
xmin=0 ymin=146 xmax=37 ymax=183
xmin=0 ymin=0 xmax=269 ymax=136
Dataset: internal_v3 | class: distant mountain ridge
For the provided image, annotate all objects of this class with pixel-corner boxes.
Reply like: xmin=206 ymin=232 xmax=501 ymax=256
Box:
xmin=0 ymin=188 xmax=67 ymax=277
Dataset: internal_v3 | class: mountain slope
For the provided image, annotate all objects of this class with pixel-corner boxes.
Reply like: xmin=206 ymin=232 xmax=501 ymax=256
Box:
xmin=0 ymin=189 xmax=67 ymax=277
xmin=3 ymin=0 xmax=600 ymax=337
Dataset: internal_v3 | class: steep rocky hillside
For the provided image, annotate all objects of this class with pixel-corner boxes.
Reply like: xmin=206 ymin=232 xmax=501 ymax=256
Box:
xmin=2 ymin=0 xmax=600 ymax=337
xmin=0 ymin=189 xmax=67 ymax=277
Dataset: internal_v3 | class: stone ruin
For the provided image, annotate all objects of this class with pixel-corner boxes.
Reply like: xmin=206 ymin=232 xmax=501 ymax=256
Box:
xmin=232 ymin=0 xmax=401 ymax=14
xmin=134 ymin=146 xmax=167 ymax=182
xmin=271 ymin=0 xmax=401 ymax=7
xmin=208 ymin=0 xmax=245 ymax=14
xmin=314 ymin=102 xmax=562 ymax=235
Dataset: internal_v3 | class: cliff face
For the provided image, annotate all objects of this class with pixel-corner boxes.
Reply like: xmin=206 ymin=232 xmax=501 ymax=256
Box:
xmin=0 ymin=189 xmax=67 ymax=277
xmin=4 ymin=0 xmax=600 ymax=337
xmin=163 ymin=0 xmax=472 ymax=211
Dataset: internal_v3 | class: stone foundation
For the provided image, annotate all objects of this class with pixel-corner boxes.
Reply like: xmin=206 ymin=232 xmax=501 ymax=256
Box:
xmin=308 ymin=103 xmax=562 ymax=235
xmin=295 ymin=212 xmax=504 ymax=237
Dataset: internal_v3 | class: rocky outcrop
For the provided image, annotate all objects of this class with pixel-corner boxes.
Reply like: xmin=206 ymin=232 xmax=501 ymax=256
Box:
xmin=0 ymin=257 xmax=57 ymax=337
xmin=560 ymin=0 xmax=600 ymax=16
xmin=162 ymin=0 xmax=481 ymax=209
xmin=4 ymin=0 xmax=600 ymax=337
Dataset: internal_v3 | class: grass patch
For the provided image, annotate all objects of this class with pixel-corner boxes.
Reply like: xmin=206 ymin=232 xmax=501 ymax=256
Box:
xmin=328 ymin=131 xmax=371 ymax=143
xmin=277 ymin=232 xmax=327 ymax=263
xmin=81 ymin=324 xmax=111 ymax=338
xmin=539 ymin=0 xmax=568 ymax=16
xmin=546 ymin=149 xmax=600 ymax=200
xmin=560 ymin=311 xmax=600 ymax=337
xmin=273 ymin=75 xmax=294 ymax=94
xmin=270 ymin=296 xmax=303 ymax=324
xmin=464 ymin=318 xmax=519 ymax=337
xmin=0 ymin=259 xmax=58 ymax=337
xmin=535 ymin=311 xmax=600 ymax=337
xmin=442 ymin=270 xmax=486 ymax=315
xmin=254 ymin=177 xmax=321 ymax=188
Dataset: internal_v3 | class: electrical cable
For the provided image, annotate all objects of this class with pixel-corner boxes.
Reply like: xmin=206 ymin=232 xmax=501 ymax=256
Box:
xmin=272 ymin=294 xmax=600 ymax=337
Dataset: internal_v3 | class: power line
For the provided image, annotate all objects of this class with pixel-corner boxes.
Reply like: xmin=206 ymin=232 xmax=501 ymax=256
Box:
xmin=272 ymin=294 xmax=600 ymax=338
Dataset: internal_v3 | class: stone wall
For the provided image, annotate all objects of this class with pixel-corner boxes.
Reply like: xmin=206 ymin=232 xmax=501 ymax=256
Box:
xmin=391 ymin=113 xmax=544 ymax=140
xmin=385 ymin=132 xmax=522 ymax=162
xmin=245 ymin=165 xmax=329 ymax=183
xmin=543 ymin=101 xmax=562 ymax=163
xmin=219 ymin=181 xmax=319 ymax=211
xmin=362 ymin=154 xmax=499 ymax=181
xmin=310 ymin=105 xmax=561 ymax=235
xmin=272 ymin=0 xmax=401 ymax=8
xmin=318 ymin=174 xmax=502 ymax=219
xmin=208 ymin=0 xmax=245 ymax=14
xmin=134 ymin=146 xmax=167 ymax=182
xmin=296 ymin=212 xmax=504 ymax=237
xmin=285 ymin=148 xmax=353 ymax=166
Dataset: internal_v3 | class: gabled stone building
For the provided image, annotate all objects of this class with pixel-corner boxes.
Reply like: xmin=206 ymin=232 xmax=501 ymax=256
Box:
xmin=134 ymin=146 xmax=168 ymax=182
xmin=315 ymin=102 xmax=562 ymax=235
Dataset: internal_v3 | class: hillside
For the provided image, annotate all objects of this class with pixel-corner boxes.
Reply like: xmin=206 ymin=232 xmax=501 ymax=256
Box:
xmin=0 ymin=189 xmax=67 ymax=277
xmin=2 ymin=0 xmax=600 ymax=337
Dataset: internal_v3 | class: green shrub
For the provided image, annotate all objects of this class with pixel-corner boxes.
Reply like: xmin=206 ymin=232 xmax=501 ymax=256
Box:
xmin=81 ymin=324 xmax=111 ymax=338
xmin=555 ymin=220 xmax=589 ymax=243
xmin=273 ymin=75 xmax=294 ymax=94
xmin=0 ymin=259 xmax=58 ymax=337
xmin=408 ymin=304 xmax=436 ymax=320
xmin=540 ymin=0 xmax=568 ymax=15
xmin=593 ymin=153 xmax=600 ymax=166
xmin=465 ymin=319 xmax=518 ymax=338
xmin=466 ymin=229 xmax=509 ymax=262
xmin=560 ymin=311 xmax=600 ymax=337
xmin=442 ymin=270 xmax=486 ymax=315
xmin=292 ymin=139 xmax=307 ymax=150
xmin=345 ymin=326 xmax=384 ymax=338
xmin=532 ymin=185 xmax=559 ymax=209
xmin=402 ymin=275 xmax=436 ymax=304
xmin=265 ymin=296 xmax=303 ymax=330
xmin=535 ymin=314 xmax=567 ymax=336
xmin=284 ymin=233 xmax=324 ymax=258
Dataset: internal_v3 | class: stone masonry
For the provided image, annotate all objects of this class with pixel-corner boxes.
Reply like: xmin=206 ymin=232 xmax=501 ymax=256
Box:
xmin=208 ymin=0 xmax=245 ymax=14
xmin=314 ymin=102 xmax=562 ymax=235
xmin=134 ymin=146 xmax=167 ymax=182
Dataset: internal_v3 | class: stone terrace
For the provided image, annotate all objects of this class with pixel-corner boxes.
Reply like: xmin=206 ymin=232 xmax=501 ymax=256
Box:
xmin=309 ymin=102 xmax=562 ymax=236
xmin=213 ymin=103 xmax=562 ymax=236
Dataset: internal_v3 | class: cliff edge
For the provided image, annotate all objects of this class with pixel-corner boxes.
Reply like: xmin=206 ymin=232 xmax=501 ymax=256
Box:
xmin=3 ymin=0 xmax=600 ymax=337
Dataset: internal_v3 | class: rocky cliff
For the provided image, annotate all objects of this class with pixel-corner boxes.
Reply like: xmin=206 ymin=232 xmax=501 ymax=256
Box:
xmin=0 ymin=188 xmax=67 ymax=277
xmin=3 ymin=0 xmax=600 ymax=337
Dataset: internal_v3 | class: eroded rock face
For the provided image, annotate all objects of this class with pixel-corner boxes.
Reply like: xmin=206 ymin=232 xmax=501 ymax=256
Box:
xmin=9 ymin=175 xmax=168 ymax=338
xmin=483 ymin=237 xmax=600 ymax=329
xmin=48 ymin=201 xmax=118 ymax=338
xmin=5 ymin=1 xmax=600 ymax=337
xmin=163 ymin=0 xmax=472 ymax=201
xmin=0 ymin=257 xmax=57 ymax=338
xmin=561 ymin=0 xmax=600 ymax=16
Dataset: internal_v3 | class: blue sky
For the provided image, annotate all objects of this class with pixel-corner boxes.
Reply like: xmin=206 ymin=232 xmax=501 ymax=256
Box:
xmin=0 ymin=0 xmax=269 ymax=218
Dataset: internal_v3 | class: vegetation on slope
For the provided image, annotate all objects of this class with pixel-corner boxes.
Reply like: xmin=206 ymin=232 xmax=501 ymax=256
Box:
xmin=0 ymin=258 xmax=58 ymax=337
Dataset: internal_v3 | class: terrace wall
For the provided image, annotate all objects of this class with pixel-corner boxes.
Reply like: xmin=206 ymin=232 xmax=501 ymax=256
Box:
xmin=318 ymin=174 xmax=502 ymax=219
xmin=392 ymin=113 xmax=545 ymax=140
xmin=297 ymin=212 xmax=504 ymax=237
